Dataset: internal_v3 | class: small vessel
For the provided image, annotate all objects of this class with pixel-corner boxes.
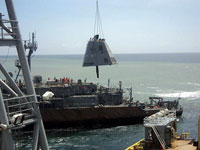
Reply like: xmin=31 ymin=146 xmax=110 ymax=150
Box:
xmin=144 ymin=97 xmax=183 ymax=117
xmin=126 ymin=110 xmax=198 ymax=150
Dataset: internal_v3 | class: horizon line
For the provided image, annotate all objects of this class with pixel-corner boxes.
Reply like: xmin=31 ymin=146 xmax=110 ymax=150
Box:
xmin=0 ymin=52 xmax=200 ymax=56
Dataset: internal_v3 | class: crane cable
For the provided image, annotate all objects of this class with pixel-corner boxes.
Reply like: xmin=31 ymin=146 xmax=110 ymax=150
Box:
xmin=94 ymin=0 xmax=104 ymax=39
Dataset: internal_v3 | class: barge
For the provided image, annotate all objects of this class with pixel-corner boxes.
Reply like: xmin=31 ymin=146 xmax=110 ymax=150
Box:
xmin=34 ymin=78 xmax=146 ymax=128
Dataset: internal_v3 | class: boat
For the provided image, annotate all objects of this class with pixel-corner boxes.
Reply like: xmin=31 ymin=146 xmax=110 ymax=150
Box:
xmin=27 ymin=78 xmax=182 ymax=128
xmin=126 ymin=110 xmax=198 ymax=150
xmin=32 ymin=78 xmax=146 ymax=128
xmin=144 ymin=97 xmax=183 ymax=117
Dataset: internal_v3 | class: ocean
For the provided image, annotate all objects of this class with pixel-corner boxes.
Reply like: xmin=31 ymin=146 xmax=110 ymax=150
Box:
xmin=0 ymin=53 xmax=200 ymax=149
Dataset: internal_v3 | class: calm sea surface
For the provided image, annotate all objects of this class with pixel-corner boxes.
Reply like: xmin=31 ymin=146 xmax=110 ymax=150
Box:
xmin=0 ymin=53 xmax=200 ymax=149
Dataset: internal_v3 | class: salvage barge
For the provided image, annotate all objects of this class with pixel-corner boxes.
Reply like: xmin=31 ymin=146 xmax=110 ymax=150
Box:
xmin=28 ymin=76 xmax=181 ymax=128
xmin=33 ymin=78 xmax=146 ymax=128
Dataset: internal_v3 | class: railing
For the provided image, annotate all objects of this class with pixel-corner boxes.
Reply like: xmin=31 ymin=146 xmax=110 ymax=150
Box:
xmin=0 ymin=13 xmax=18 ymax=39
xmin=3 ymin=94 xmax=36 ymax=125
xmin=144 ymin=109 xmax=176 ymax=124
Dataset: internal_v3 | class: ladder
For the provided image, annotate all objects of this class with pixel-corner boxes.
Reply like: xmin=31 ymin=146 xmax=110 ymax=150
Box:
xmin=152 ymin=126 xmax=166 ymax=150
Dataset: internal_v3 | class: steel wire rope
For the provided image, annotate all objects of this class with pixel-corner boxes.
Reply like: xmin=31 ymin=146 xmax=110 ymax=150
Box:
xmin=97 ymin=4 xmax=104 ymax=39
xmin=93 ymin=0 xmax=104 ymax=39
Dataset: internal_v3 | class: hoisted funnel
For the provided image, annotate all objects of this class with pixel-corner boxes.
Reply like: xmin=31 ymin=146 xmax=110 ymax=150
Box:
xmin=82 ymin=35 xmax=117 ymax=78
xmin=83 ymin=35 xmax=117 ymax=66
xmin=82 ymin=1 xmax=117 ymax=78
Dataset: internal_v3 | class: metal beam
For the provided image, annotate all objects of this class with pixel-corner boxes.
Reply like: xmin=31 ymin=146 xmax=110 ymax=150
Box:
xmin=198 ymin=116 xmax=200 ymax=150
xmin=5 ymin=0 xmax=49 ymax=149
xmin=0 ymin=63 xmax=23 ymax=96
xmin=32 ymin=123 xmax=39 ymax=150
xmin=0 ymin=89 xmax=15 ymax=150
xmin=0 ymin=39 xmax=16 ymax=46
xmin=0 ymin=79 xmax=18 ymax=97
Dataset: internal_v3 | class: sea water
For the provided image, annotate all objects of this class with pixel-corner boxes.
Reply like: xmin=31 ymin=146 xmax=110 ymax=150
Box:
xmin=0 ymin=53 xmax=200 ymax=150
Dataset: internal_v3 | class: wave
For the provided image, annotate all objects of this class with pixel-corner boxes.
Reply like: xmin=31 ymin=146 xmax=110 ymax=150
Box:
xmin=155 ymin=89 xmax=162 ymax=92
xmin=179 ymin=82 xmax=200 ymax=87
xmin=147 ymin=86 xmax=159 ymax=89
xmin=187 ymin=82 xmax=200 ymax=86
xmin=156 ymin=91 xmax=200 ymax=99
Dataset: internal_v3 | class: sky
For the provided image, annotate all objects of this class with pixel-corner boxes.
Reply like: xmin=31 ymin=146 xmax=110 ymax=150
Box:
xmin=0 ymin=0 xmax=200 ymax=55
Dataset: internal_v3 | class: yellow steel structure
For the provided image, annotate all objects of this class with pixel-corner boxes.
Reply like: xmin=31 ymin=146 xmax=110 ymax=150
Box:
xmin=199 ymin=116 xmax=200 ymax=150
xmin=125 ymin=139 xmax=144 ymax=150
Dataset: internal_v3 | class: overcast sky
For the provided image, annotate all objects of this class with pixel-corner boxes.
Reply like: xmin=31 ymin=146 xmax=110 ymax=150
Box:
xmin=1 ymin=0 xmax=200 ymax=55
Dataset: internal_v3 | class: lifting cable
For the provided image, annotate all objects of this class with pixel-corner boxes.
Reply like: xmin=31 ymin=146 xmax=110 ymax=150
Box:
xmin=94 ymin=0 xmax=104 ymax=39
